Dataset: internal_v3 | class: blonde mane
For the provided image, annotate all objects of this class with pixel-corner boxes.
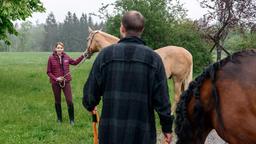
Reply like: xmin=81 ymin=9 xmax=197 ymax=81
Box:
xmin=99 ymin=31 xmax=119 ymax=42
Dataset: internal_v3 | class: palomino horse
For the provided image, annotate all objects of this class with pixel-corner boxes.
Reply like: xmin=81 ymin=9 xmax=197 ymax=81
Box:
xmin=175 ymin=49 xmax=256 ymax=144
xmin=85 ymin=28 xmax=193 ymax=114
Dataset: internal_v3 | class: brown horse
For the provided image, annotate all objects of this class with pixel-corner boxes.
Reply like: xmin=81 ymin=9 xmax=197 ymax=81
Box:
xmin=175 ymin=49 xmax=256 ymax=144
xmin=85 ymin=28 xmax=193 ymax=114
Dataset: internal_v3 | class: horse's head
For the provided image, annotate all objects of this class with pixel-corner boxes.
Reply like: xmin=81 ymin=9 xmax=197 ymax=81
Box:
xmin=176 ymin=49 xmax=256 ymax=144
xmin=175 ymin=82 xmax=198 ymax=144
xmin=84 ymin=27 xmax=102 ymax=58
xmin=175 ymin=67 xmax=216 ymax=144
xmin=84 ymin=27 xmax=120 ymax=58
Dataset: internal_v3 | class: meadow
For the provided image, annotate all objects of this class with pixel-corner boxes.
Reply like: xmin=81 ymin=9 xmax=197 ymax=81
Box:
xmin=0 ymin=52 xmax=174 ymax=144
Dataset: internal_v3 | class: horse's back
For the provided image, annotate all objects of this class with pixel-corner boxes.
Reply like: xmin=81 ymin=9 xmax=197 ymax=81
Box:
xmin=155 ymin=46 xmax=192 ymax=58
xmin=154 ymin=46 xmax=192 ymax=77
xmin=214 ymin=50 xmax=256 ymax=143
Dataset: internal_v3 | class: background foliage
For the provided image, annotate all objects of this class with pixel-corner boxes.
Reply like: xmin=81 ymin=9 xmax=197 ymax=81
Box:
xmin=0 ymin=0 xmax=45 ymax=45
xmin=0 ymin=12 xmax=103 ymax=52
xmin=103 ymin=0 xmax=212 ymax=74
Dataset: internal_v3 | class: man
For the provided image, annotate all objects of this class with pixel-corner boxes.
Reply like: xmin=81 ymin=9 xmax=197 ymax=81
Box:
xmin=83 ymin=10 xmax=173 ymax=144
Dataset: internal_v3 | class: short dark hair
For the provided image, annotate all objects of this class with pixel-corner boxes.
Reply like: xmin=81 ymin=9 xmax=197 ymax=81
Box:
xmin=121 ymin=11 xmax=144 ymax=35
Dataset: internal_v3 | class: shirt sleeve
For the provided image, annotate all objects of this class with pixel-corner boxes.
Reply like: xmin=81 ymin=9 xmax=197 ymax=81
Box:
xmin=82 ymin=54 xmax=103 ymax=111
xmin=47 ymin=57 xmax=57 ymax=81
xmin=152 ymin=57 xmax=174 ymax=133
xmin=69 ymin=54 xmax=85 ymax=65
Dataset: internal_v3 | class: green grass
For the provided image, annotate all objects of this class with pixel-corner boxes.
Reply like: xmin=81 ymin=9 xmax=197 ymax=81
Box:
xmin=0 ymin=52 xmax=174 ymax=144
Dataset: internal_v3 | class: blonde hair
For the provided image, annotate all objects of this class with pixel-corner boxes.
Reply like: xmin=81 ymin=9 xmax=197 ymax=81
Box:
xmin=55 ymin=42 xmax=64 ymax=48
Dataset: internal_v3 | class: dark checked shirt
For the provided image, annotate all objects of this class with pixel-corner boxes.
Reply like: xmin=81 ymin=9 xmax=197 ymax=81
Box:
xmin=83 ymin=36 xmax=173 ymax=144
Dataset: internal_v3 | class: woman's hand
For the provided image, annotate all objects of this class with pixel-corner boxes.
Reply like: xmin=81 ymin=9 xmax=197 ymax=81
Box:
xmin=56 ymin=77 xmax=64 ymax=82
xmin=82 ymin=51 xmax=87 ymax=57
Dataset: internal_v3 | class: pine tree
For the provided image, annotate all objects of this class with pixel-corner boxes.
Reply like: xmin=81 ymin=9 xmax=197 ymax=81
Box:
xmin=44 ymin=12 xmax=58 ymax=51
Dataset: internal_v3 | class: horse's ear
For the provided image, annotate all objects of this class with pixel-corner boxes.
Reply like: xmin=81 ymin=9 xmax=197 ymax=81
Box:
xmin=88 ymin=27 xmax=93 ymax=33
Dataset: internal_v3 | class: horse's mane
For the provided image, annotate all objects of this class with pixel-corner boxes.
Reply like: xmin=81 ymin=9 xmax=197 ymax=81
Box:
xmin=98 ymin=31 xmax=119 ymax=41
xmin=175 ymin=49 xmax=256 ymax=144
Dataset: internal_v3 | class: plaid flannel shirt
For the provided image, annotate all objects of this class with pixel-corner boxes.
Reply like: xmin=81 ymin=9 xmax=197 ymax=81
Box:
xmin=83 ymin=36 xmax=173 ymax=144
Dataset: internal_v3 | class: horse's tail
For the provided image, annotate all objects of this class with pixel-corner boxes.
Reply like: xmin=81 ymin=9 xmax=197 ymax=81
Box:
xmin=184 ymin=62 xmax=193 ymax=90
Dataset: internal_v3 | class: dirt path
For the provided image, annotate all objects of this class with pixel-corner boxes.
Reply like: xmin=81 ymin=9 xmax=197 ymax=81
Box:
xmin=157 ymin=130 xmax=227 ymax=144
xmin=205 ymin=130 xmax=227 ymax=144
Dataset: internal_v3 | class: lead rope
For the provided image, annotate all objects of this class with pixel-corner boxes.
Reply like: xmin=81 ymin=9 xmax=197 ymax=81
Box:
xmin=92 ymin=110 xmax=99 ymax=144
xmin=58 ymin=79 xmax=66 ymax=88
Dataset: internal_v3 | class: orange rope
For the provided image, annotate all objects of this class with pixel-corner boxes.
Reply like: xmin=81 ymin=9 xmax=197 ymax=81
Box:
xmin=92 ymin=111 xmax=99 ymax=144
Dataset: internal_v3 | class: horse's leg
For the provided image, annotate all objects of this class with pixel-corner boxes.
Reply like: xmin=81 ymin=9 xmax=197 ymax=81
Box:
xmin=171 ymin=77 xmax=182 ymax=115
xmin=182 ymin=64 xmax=193 ymax=92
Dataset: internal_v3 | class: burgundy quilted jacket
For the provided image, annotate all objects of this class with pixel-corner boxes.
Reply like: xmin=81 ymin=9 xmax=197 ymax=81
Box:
xmin=47 ymin=52 xmax=84 ymax=83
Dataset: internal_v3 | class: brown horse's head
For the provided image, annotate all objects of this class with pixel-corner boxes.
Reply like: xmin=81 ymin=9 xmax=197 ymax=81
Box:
xmin=175 ymin=49 xmax=256 ymax=144
xmin=175 ymin=55 xmax=231 ymax=144
xmin=175 ymin=66 xmax=216 ymax=144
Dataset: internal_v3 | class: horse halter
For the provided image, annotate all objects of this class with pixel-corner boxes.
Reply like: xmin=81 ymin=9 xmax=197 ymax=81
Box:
xmin=86 ymin=30 xmax=100 ymax=57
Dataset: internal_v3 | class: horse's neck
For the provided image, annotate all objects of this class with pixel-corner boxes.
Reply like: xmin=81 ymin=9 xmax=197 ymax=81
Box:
xmin=98 ymin=40 xmax=115 ymax=50
xmin=98 ymin=32 xmax=119 ymax=49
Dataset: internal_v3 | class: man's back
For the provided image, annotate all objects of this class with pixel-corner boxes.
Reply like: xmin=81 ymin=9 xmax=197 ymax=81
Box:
xmin=83 ymin=36 xmax=172 ymax=144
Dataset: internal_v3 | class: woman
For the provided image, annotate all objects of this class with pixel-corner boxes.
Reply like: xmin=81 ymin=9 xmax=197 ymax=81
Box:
xmin=47 ymin=42 xmax=84 ymax=125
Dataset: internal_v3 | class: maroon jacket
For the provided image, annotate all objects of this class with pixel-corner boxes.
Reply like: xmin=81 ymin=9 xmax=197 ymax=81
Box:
xmin=47 ymin=52 xmax=84 ymax=83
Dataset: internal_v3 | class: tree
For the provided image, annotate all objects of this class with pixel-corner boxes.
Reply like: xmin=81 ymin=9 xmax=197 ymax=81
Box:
xmin=170 ymin=20 xmax=212 ymax=74
xmin=70 ymin=13 xmax=81 ymax=51
xmin=88 ymin=16 xmax=93 ymax=28
xmin=18 ymin=21 xmax=33 ymax=51
xmin=224 ymin=28 xmax=256 ymax=51
xmin=59 ymin=12 xmax=100 ymax=51
xmin=94 ymin=0 xmax=212 ymax=74
xmin=43 ymin=12 xmax=58 ymax=51
xmin=198 ymin=0 xmax=256 ymax=61
xmin=24 ymin=23 xmax=45 ymax=51
xmin=103 ymin=0 xmax=187 ymax=48
xmin=60 ymin=12 xmax=84 ymax=51
xmin=79 ymin=13 xmax=89 ymax=51
xmin=0 ymin=11 xmax=99 ymax=52
xmin=0 ymin=0 xmax=45 ymax=45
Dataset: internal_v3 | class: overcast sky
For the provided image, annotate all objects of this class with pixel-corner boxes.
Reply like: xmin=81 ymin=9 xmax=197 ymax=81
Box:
xmin=27 ymin=0 xmax=207 ymax=24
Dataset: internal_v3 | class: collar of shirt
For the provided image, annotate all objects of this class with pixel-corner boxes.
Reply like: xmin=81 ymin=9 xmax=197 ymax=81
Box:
xmin=53 ymin=52 xmax=66 ymax=57
xmin=118 ymin=36 xmax=146 ymax=45
xmin=58 ymin=55 xmax=62 ymax=64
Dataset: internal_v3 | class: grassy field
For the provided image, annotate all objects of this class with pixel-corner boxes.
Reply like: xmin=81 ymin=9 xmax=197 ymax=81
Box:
xmin=0 ymin=52 xmax=174 ymax=144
